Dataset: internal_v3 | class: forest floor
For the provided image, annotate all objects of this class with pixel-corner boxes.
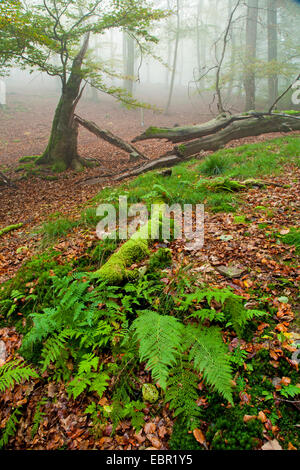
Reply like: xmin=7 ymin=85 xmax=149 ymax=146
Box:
xmin=0 ymin=93 xmax=299 ymax=451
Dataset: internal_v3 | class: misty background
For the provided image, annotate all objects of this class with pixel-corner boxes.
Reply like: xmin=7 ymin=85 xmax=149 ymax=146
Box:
xmin=2 ymin=0 xmax=300 ymax=118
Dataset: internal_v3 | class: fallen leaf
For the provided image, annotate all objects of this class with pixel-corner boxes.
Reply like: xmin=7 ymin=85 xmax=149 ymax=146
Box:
xmin=262 ymin=439 xmax=283 ymax=450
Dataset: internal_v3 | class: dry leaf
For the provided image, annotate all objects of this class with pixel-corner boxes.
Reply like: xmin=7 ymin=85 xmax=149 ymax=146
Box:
xmin=262 ymin=439 xmax=283 ymax=450
xmin=193 ymin=428 xmax=206 ymax=445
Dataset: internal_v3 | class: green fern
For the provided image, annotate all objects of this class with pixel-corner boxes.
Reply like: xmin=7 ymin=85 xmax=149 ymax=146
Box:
xmin=67 ymin=354 xmax=109 ymax=400
xmin=165 ymin=362 xmax=201 ymax=428
xmin=31 ymin=397 xmax=47 ymax=438
xmin=0 ymin=408 xmax=21 ymax=449
xmin=0 ymin=358 xmax=38 ymax=392
xmin=184 ymin=325 xmax=233 ymax=404
xmin=132 ymin=310 xmax=183 ymax=390
xmin=181 ymin=287 xmax=239 ymax=311
xmin=224 ymin=298 xmax=267 ymax=336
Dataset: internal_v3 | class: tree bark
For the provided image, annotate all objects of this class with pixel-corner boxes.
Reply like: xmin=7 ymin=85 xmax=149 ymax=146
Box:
xmin=133 ymin=113 xmax=246 ymax=143
xmin=123 ymin=32 xmax=135 ymax=95
xmin=244 ymin=0 xmax=259 ymax=111
xmin=120 ymin=113 xmax=300 ymax=180
xmin=37 ymin=34 xmax=91 ymax=171
xmin=165 ymin=0 xmax=180 ymax=114
xmin=267 ymin=0 xmax=278 ymax=109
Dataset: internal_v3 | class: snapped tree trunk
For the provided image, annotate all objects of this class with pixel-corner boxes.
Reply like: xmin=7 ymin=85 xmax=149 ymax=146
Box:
xmin=120 ymin=112 xmax=300 ymax=180
xmin=38 ymin=34 xmax=90 ymax=171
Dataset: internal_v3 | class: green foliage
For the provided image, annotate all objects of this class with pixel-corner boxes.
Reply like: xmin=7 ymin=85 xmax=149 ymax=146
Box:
xmin=148 ymin=248 xmax=172 ymax=271
xmin=0 ymin=408 xmax=21 ymax=449
xmin=20 ymin=274 xmax=124 ymax=376
xmin=40 ymin=217 xmax=77 ymax=246
xmin=278 ymin=228 xmax=300 ymax=253
xmin=224 ymin=298 xmax=267 ymax=337
xmin=67 ymin=354 xmax=109 ymax=400
xmin=165 ymin=363 xmax=201 ymax=426
xmin=31 ymin=397 xmax=47 ymax=438
xmin=169 ymin=416 xmax=202 ymax=450
xmin=0 ymin=358 xmax=38 ymax=393
xmin=184 ymin=325 xmax=233 ymax=404
xmin=132 ymin=310 xmax=183 ymax=390
xmin=0 ymin=223 xmax=23 ymax=237
xmin=198 ymin=154 xmax=231 ymax=176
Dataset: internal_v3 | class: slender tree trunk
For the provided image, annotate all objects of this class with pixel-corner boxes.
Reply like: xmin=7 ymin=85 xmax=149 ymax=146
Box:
xmin=123 ymin=32 xmax=135 ymax=95
xmin=226 ymin=0 xmax=236 ymax=101
xmin=244 ymin=0 xmax=259 ymax=111
xmin=165 ymin=0 xmax=180 ymax=114
xmin=267 ymin=0 xmax=278 ymax=108
xmin=38 ymin=34 xmax=90 ymax=171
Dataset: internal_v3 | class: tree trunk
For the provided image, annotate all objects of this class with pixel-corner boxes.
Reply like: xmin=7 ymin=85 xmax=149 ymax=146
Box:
xmin=121 ymin=113 xmax=300 ymax=180
xmin=244 ymin=0 xmax=259 ymax=111
xmin=165 ymin=0 xmax=180 ymax=114
xmin=267 ymin=0 xmax=278 ymax=109
xmin=38 ymin=34 xmax=90 ymax=171
xmin=123 ymin=32 xmax=135 ymax=95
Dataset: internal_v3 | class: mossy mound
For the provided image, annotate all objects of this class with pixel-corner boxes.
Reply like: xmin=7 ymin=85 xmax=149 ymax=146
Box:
xmin=94 ymin=239 xmax=149 ymax=284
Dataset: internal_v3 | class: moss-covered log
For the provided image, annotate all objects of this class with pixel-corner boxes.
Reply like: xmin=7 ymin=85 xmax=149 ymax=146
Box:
xmin=173 ymin=114 xmax=300 ymax=158
xmin=116 ymin=113 xmax=300 ymax=181
xmin=132 ymin=113 xmax=248 ymax=143
xmin=0 ymin=223 xmax=23 ymax=237
xmin=93 ymin=205 xmax=165 ymax=284
xmin=133 ymin=112 xmax=300 ymax=146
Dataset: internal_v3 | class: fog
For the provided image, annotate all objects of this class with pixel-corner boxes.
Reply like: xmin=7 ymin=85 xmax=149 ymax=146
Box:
xmin=3 ymin=0 xmax=300 ymax=115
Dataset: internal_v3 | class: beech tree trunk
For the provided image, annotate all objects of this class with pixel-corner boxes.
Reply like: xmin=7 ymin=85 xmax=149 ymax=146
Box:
xmin=244 ymin=0 xmax=258 ymax=111
xmin=267 ymin=0 xmax=278 ymax=109
xmin=38 ymin=34 xmax=90 ymax=171
xmin=119 ymin=113 xmax=300 ymax=181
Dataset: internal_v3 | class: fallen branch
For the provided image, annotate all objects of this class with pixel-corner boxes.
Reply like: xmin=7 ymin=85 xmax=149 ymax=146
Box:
xmin=113 ymin=155 xmax=181 ymax=181
xmin=171 ymin=113 xmax=300 ymax=158
xmin=75 ymin=115 xmax=148 ymax=161
xmin=0 ymin=171 xmax=17 ymax=189
xmin=132 ymin=113 xmax=250 ymax=144
xmin=0 ymin=223 xmax=23 ymax=237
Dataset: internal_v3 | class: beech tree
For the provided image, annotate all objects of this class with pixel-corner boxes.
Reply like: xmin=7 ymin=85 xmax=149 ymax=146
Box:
xmin=1 ymin=0 xmax=166 ymax=171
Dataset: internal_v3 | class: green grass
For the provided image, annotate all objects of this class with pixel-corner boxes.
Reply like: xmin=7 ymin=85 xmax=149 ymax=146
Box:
xmin=279 ymin=228 xmax=300 ymax=254
xmin=198 ymin=154 xmax=231 ymax=176
xmin=37 ymin=136 xmax=300 ymax=244
xmin=40 ymin=217 xmax=76 ymax=246
xmin=196 ymin=136 xmax=300 ymax=179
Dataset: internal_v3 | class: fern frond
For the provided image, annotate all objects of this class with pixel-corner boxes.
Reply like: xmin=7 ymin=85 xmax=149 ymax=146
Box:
xmin=181 ymin=287 xmax=239 ymax=311
xmin=0 ymin=359 xmax=38 ymax=392
xmin=132 ymin=310 xmax=183 ymax=390
xmin=89 ymin=373 xmax=110 ymax=399
xmin=0 ymin=408 xmax=21 ymax=449
xmin=224 ymin=297 xmax=268 ymax=336
xmin=184 ymin=325 xmax=233 ymax=404
xmin=165 ymin=363 xmax=201 ymax=427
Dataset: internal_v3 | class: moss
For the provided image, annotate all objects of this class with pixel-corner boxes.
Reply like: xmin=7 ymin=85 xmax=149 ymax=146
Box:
xmin=145 ymin=126 xmax=170 ymax=136
xmin=170 ymin=416 xmax=202 ymax=450
xmin=142 ymin=384 xmax=159 ymax=403
xmin=148 ymin=248 xmax=172 ymax=271
xmin=19 ymin=155 xmax=40 ymax=163
xmin=52 ymin=160 xmax=67 ymax=173
xmin=94 ymin=239 xmax=149 ymax=284
xmin=0 ymin=223 xmax=23 ymax=237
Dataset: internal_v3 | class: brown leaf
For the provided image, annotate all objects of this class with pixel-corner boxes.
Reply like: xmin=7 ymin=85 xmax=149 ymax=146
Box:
xmin=193 ymin=428 xmax=206 ymax=445
xmin=262 ymin=439 xmax=283 ymax=451
xmin=243 ymin=415 xmax=257 ymax=423
xmin=258 ymin=411 xmax=267 ymax=423
xmin=144 ymin=422 xmax=156 ymax=434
